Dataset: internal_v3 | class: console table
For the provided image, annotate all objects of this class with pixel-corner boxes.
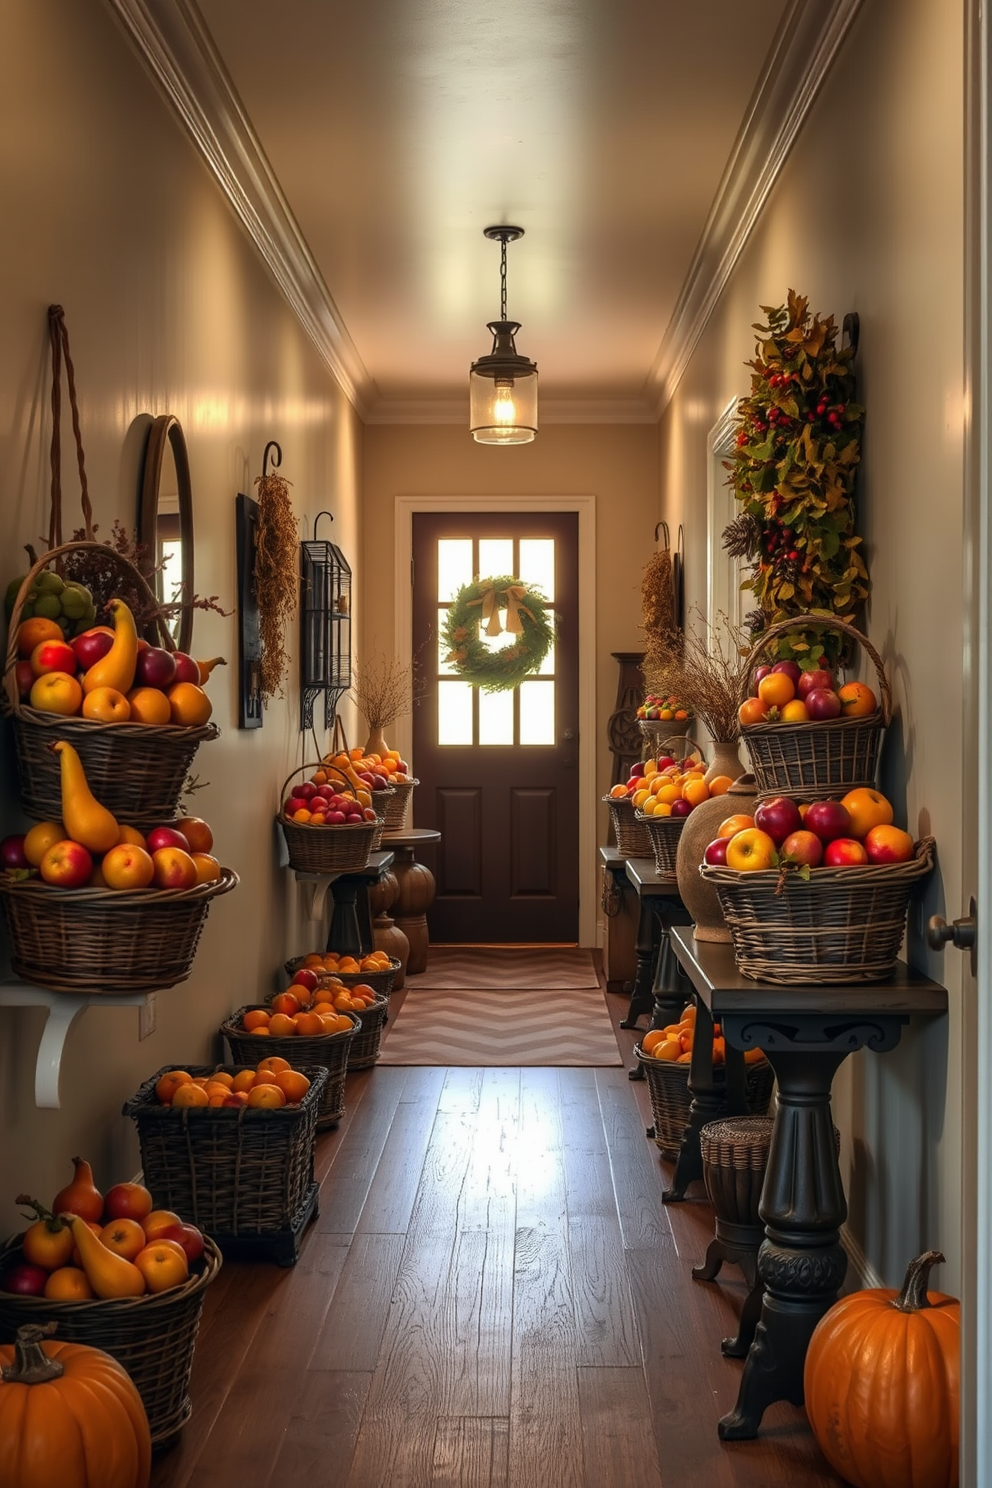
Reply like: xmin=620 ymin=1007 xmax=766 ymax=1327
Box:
xmin=620 ymin=857 xmax=692 ymax=1036
xmin=294 ymin=850 xmax=394 ymax=958
xmin=380 ymin=828 xmax=441 ymax=974
xmin=668 ymin=926 xmax=948 ymax=1441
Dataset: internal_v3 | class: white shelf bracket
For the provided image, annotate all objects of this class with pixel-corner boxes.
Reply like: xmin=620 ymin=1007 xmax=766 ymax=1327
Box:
xmin=0 ymin=982 xmax=148 ymax=1109
xmin=294 ymin=872 xmax=334 ymax=923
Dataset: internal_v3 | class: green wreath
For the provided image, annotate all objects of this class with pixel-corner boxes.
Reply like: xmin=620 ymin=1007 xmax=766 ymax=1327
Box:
xmin=441 ymin=576 xmax=555 ymax=691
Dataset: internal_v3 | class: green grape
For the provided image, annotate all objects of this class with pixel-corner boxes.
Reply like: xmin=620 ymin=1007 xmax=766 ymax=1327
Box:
xmin=33 ymin=593 xmax=61 ymax=620
xmin=35 ymin=571 xmax=65 ymax=596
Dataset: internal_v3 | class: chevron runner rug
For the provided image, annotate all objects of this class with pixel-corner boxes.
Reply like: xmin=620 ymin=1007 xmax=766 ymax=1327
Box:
xmin=378 ymin=985 xmax=623 ymax=1067
xmin=403 ymin=945 xmax=599 ymax=991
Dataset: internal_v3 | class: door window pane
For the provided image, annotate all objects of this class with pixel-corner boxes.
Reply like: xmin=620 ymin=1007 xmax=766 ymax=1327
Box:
xmin=437 ymin=681 xmax=474 ymax=745
xmin=478 ymin=538 xmax=514 ymax=578
xmin=519 ymin=680 xmax=555 ymax=744
xmin=537 ymin=640 xmax=555 ymax=676
xmin=519 ymin=538 xmax=555 ymax=599
xmin=438 ymin=539 xmax=473 ymax=601
xmin=479 ymin=624 xmax=516 ymax=654
xmin=478 ymin=688 xmax=514 ymax=745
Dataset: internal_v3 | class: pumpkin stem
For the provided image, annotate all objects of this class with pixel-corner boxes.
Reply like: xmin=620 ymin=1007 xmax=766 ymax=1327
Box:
xmin=1 ymin=1323 xmax=65 ymax=1385
xmin=892 ymin=1249 xmax=946 ymax=1312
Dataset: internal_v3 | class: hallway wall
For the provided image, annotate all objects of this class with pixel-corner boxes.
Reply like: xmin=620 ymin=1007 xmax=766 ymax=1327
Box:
xmin=0 ymin=0 xmax=361 ymax=1236
xmin=658 ymin=0 xmax=967 ymax=1290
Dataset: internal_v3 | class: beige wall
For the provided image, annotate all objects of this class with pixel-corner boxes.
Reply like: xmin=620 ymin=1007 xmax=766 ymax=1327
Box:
xmin=659 ymin=0 xmax=967 ymax=1290
xmin=0 ymin=0 xmax=362 ymax=1236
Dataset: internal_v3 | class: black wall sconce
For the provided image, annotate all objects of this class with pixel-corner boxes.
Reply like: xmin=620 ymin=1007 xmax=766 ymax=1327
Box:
xmin=300 ymin=511 xmax=352 ymax=732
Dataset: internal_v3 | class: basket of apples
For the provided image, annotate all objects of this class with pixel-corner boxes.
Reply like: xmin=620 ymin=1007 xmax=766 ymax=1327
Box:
xmin=222 ymin=987 xmax=360 ymax=1128
xmin=279 ymin=762 xmax=379 ymax=873
xmin=0 ymin=745 xmax=237 ymax=993
xmin=737 ymin=615 xmax=891 ymax=800
xmin=0 ymin=1160 xmax=220 ymax=1451
xmin=699 ymin=790 xmax=936 ymax=983
xmin=630 ymin=755 xmax=730 ymax=876
xmin=3 ymin=546 xmax=222 ymax=830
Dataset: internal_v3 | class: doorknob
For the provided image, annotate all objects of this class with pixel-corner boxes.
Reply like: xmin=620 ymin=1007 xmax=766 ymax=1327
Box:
xmin=561 ymin=728 xmax=576 ymax=741
xmin=927 ymin=910 xmax=976 ymax=952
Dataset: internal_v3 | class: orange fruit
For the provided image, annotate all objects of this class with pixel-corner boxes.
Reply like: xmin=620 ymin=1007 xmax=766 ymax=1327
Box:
xmin=641 ymin=1029 xmax=667 ymax=1055
xmin=333 ymin=992 xmax=355 ymax=1011
xmin=30 ymin=672 xmax=83 ymax=716
xmin=250 ymin=1027 xmax=271 ymax=1036
xmin=82 ymin=686 xmax=131 ymax=723
xmin=117 ymin=824 xmax=147 ymax=847
xmin=126 ymin=686 xmax=173 ymax=724
xmin=209 ymin=1071 xmax=234 ymax=1089
xmin=155 ymin=1069 xmax=192 ymax=1103
xmin=707 ymin=776 xmax=733 ymax=796
xmin=744 ymin=1047 xmax=767 ymax=1065
xmin=167 ymin=681 xmax=213 ymax=727
xmin=609 ymin=784 xmax=627 ymax=799
xmin=172 ymin=1083 xmax=210 ymax=1108
xmin=232 ymin=1070 xmax=257 ymax=1093
xmin=44 ymin=1266 xmax=94 ymax=1301
xmin=271 ymin=991 xmax=301 ymax=1016
xmin=780 ymin=699 xmax=810 ymax=724
xmin=303 ymin=953 xmax=323 ymax=967
xmin=274 ymin=1069 xmax=311 ymax=1103
xmin=757 ymin=672 xmax=796 ymax=708
xmin=293 ymin=1011 xmax=325 ymax=1037
xmin=208 ymin=1094 xmax=229 ymax=1107
xmin=205 ymin=1082 xmax=233 ymax=1100
xmin=718 ymin=814 xmax=756 ymax=839
xmin=655 ymin=1039 xmax=683 ymax=1062
xmin=191 ymin=853 xmax=221 ymax=885
xmin=682 ymin=778 xmax=710 ymax=807
xmin=256 ymin=1055 xmax=291 ymax=1075
xmin=316 ymin=1012 xmax=340 ymax=1033
xmin=267 ymin=1013 xmax=297 ymax=1038
xmin=16 ymin=617 xmax=64 ymax=656
xmin=242 ymin=1009 xmax=270 ymax=1032
xmin=247 ymin=1083 xmax=287 ymax=1109
xmin=838 ymin=681 xmax=878 ymax=717
xmin=676 ymin=1051 xmax=692 ymax=1064
xmin=330 ymin=1014 xmax=355 ymax=1033
xmin=738 ymin=696 xmax=770 ymax=727
xmin=712 ymin=1037 xmax=726 ymax=1066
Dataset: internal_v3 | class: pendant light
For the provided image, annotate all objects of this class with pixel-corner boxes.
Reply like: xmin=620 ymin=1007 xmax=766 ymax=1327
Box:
xmin=469 ymin=226 xmax=538 ymax=444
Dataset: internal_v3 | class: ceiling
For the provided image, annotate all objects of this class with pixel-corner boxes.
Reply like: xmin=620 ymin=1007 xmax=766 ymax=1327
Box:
xmin=109 ymin=0 xmax=862 ymax=422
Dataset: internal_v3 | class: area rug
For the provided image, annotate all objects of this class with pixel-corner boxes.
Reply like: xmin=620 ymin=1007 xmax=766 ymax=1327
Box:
xmin=378 ymin=986 xmax=623 ymax=1067
xmin=403 ymin=946 xmax=599 ymax=991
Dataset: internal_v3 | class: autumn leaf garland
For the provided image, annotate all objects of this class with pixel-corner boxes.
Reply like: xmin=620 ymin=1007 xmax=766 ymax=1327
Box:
xmin=723 ymin=290 xmax=870 ymax=668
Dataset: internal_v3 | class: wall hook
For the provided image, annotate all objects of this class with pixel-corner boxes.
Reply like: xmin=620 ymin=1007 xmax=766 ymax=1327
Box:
xmin=313 ymin=510 xmax=335 ymax=539
xmin=262 ymin=440 xmax=283 ymax=477
xmin=654 ymin=520 xmax=670 ymax=547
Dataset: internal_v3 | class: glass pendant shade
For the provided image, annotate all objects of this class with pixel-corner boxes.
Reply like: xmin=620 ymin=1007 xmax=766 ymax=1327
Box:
xmin=470 ymin=320 xmax=538 ymax=445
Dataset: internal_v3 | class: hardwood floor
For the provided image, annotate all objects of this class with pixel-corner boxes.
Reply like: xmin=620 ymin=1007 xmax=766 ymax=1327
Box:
xmin=149 ymin=987 xmax=844 ymax=1488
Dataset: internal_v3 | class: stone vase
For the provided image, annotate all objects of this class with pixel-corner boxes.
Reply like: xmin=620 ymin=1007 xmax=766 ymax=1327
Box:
xmin=363 ymin=725 xmax=390 ymax=759
xmin=703 ymin=739 xmax=745 ymax=786
xmin=675 ymin=774 xmax=758 ymax=943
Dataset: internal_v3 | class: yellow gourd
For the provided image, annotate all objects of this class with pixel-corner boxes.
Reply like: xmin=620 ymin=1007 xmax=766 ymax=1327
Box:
xmin=64 ymin=1214 xmax=146 ymax=1299
xmin=51 ymin=740 xmax=121 ymax=854
xmin=82 ymin=598 xmax=138 ymax=695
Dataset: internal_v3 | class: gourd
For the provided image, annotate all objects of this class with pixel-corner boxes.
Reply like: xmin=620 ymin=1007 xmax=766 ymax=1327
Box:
xmin=82 ymin=597 xmax=138 ymax=695
xmin=804 ymin=1250 xmax=960 ymax=1488
xmin=51 ymin=741 xmax=121 ymax=854
xmin=63 ymin=1214 xmax=146 ymax=1299
xmin=50 ymin=1157 xmax=104 ymax=1224
xmin=0 ymin=1322 xmax=151 ymax=1488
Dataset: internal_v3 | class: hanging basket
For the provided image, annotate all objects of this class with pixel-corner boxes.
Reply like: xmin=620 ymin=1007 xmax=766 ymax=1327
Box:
xmin=3 ymin=542 xmax=219 ymax=828
xmin=739 ymin=615 xmax=890 ymax=799
xmin=278 ymin=762 xmax=377 ymax=874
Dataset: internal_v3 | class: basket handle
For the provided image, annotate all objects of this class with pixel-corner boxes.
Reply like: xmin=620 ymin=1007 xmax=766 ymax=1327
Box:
xmin=741 ymin=613 xmax=891 ymax=727
xmin=278 ymin=760 xmax=354 ymax=803
xmin=4 ymin=540 xmax=178 ymax=712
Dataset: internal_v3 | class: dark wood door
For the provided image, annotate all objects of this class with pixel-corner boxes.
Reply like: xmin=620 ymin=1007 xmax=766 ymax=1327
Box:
xmin=412 ymin=511 xmax=579 ymax=942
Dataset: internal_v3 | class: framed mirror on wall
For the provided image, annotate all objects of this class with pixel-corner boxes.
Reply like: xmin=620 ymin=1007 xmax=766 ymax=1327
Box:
xmin=138 ymin=414 xmax=194 ymax=654
xmin=706 ymin=398 xmax=745 ymax=640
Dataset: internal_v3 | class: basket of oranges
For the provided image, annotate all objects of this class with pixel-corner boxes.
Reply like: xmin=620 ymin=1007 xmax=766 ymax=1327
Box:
xmin=221 ymin=1000 xmax=359 ymax=1129
xmin=738 ymin=616 xmax=891 ymax=800
xmin=286 ymin=947 xmax=401 ymax=999
xmin=629 ymin=756 xmax=720 ymax=876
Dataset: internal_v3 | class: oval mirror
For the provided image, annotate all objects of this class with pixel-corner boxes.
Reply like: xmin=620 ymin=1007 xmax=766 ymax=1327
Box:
xmin=138 ymin=414 xmax=194 ymax=654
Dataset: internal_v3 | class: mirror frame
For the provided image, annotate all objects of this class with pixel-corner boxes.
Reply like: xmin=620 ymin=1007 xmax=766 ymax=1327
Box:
xmin=138 ymin=413 xmax=194 ymax=655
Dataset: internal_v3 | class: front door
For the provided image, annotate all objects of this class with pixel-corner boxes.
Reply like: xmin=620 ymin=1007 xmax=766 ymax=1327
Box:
xmin=412 ymin=511 xmax=580 ymax=942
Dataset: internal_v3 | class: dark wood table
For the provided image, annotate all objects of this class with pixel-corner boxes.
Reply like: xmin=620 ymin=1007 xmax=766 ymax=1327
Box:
xmin=621 ymin=857 xmax=692 ymax=1038
xmin=668 ymin=926 xmax=948 ymax=1441
xmin=295 ymin=851 xmax=394 ymax=958
xmin=380 ymin=829 xmax=441 ymax=974
xmin=599 ymin=846 xmax=640 ymax=992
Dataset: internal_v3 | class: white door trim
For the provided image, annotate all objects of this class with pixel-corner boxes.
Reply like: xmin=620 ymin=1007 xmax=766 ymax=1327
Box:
xmin=393 ymin=494 xmax=597 ymax=947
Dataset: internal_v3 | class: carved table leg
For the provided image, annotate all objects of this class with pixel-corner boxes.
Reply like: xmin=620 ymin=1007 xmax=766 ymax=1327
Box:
xmin=664 ymin=997 xmax=731 ymax=1202
xmin=621 ymin=896 xmax=660 ymax=1032
xmin=326 ymin=876 xmax=364 ymax=957
xmin=390 ymin=845 xmax=436 ymax=975
xmin=649 ymin=899 xmax=695 ymax=1030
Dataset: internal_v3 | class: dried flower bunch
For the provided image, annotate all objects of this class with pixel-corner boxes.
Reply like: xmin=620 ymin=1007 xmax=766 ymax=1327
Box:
xmin=59 ymin=521 xmax=228 ymax=633
xmin=254 ymin=471 xmax=298 ymax=702
xmin=352 ymin=650 xmax=424 ymax=731
xmin=643 ymin=609 xmax=752 ymax=743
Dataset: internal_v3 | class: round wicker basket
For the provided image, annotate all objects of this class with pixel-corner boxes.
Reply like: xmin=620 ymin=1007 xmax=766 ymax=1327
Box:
xmin=603 ymin=795 xmax=651 ymax=859
xmin=634 ymin=809 xmax=686 ymax=876
xmin=0 ymin=1235 xmax=222 ymax=1452
xmin=633 ymin=1046 xmax=775 ymax=1158
xmin=221 ymin=1008 xmax=358 ymax=1128
xmin=278 ymin=762 xmax=377 ymax=874
xmin=382 ymin=778 xmax=418 ymax=831
xmin=284 ymin=955 xmax=401 ymax=999
xmin=0 ymin=867 xmax=238 ymax=993
xmin=2 ymin=541 xmax=219 ymax=828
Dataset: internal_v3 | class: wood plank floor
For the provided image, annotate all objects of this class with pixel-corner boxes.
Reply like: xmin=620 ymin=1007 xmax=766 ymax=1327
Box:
xmin=149 ymin=983 xmax=844 ymax=1488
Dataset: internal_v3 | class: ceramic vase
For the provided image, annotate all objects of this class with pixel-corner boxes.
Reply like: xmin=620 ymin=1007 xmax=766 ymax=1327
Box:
xmin=675 ymin=774 xmax=758 ymax=943
xmin=703 ymin=739 xmax=745 ymax=786
xmin=363 ymin=725 xmax=390 ymax=759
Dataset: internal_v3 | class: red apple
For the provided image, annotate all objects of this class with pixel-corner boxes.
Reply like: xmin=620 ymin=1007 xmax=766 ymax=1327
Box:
xmin=753 ymin=796 xmax=804 ymax=845
xmin=771 ymin=660 xmax=802 ymax=684
xmin=395 ymin=761 xmax=409 ymax=775
xmin=823 ymin=838 xmax=869 ymax=867
xmin=804 ymin=688 xmax=843 ymax=721
xmin=15 ymin=660 xmax=35 ymax=698
xmin=103 ymin=1181 xmax=154 ymax=1223
xmin=295 ymin=782 xmax=317 ymax=801
xmin=780 ymin=829 xmax=824 ymax=868
xmin=71 ymin=628 xmax=115 ymax=670
xmin=328 ymin=810 xmax=347 ymax=824
xmin=293 ymin=968 xmax=319 ymax=992
xmin=797 ymin=668 xmax=835 ymax=699
xmin=146 ymin=826 xmax=192 ymax=854
xmin=142 ymin=1209 xmax=185 ymax=1240
xmin=173 ymin=817 xmax=213 ymax=854
xmin=657 ymin=756 xmax=675 ymax=770
xmin=1 ymin=1262 xmax=49 ymax=1296
xmin=159 ymin=1221 xmax=205 ymax=1265
xmin=864 ymin=825 xmax=915 ymax=864
xmin=670 ymin=798 xmax=693 ymax=818
xmin=752 ymin=665 xmax=773 ymax=693
xmin=803 ymin=800 xmax=853 ymax=843
xmin=171 ymin=652 xmax=200 ymax=685
xmin=134 ymin=1240 xmax=188 ymax=1293
xmin=0 ymin=835 xmax=29 ymax=870
xmin=703 ymin=838 xmax=730 ymax=866
xmin=134 ymin=646 xmax=178 ymax=689
xmin=39 ymin=839 xmax=93 ymax=888
xmin=31 ymin=639 xmax=77 ymax=677
xmin=151 ymin=847 xmax=199 ymax=890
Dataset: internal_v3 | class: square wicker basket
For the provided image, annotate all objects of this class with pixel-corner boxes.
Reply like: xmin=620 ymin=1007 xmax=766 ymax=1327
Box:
xmin=634 ymin=809 xmax=685 ymax=876
xmin=603 ymin=795 xmax=651 ymax=858
xmin=221 ymin=1009 xmax=359 ymax=1128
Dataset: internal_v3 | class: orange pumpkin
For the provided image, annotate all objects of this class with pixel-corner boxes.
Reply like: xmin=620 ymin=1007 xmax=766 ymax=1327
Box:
xmin=804 ymin=1250 xmax=959 ymax=1488
xmin=0 ymin=1322 xmax=151 ymax=1488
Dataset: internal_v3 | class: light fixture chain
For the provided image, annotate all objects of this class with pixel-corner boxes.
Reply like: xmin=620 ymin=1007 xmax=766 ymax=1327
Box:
xmin=500 ymin=237 xmax=507 ymax=321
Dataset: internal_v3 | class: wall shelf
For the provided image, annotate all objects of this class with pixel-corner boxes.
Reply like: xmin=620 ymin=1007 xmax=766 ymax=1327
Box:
xmin=0 ymin=982 xmax=150 ymax=1110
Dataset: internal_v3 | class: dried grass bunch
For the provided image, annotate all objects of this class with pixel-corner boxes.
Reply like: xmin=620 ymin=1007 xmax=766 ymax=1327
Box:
xmin=641 ymin=549 xmax=677 ymax=644
xmin=352 ymin=650 xmax=424 ymax=731
xmin=254 ymin=471 xmax=298 ymax=702
xmin=643 ymin=609 xmax=752 ymax=743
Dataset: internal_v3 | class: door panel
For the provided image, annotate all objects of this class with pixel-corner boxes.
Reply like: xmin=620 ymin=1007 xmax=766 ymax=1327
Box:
xmin=412 ymin=511 xmax=579 ymax=942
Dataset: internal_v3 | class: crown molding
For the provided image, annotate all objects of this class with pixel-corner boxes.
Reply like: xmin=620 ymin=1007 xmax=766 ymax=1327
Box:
xmin=645 ymin=0 xmax=865 ymax=418
xmin=103 ymin=0 xmax=374 ymax=416
xmin=365 ymin=396 xmax=658 ymax=427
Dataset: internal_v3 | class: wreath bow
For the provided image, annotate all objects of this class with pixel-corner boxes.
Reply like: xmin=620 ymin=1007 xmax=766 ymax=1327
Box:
xmin=467 ymin=583 xmax=536 ymax=636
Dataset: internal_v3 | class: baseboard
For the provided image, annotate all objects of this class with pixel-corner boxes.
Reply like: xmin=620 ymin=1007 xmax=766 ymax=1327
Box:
xmin=841 ymin=1223 xmax=883 ymax=1291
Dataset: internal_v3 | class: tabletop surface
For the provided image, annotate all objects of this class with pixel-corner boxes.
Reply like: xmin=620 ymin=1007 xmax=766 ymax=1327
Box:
xmin=381 ymin=829 xmax=441 ymax=847
xmin=296 ymin=850 xmax=395 ymax=883
xmin=624 ymin=856 xmax=681 ymax=895
xmin=669 ymin=926 xmax=949 ymax=1014
xmin=599 ymin=845 xmax=627 ymax=868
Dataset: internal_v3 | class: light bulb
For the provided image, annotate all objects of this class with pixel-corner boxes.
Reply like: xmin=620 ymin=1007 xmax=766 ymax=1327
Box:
xmin=493 ymin=379 xmax=517 ymax=425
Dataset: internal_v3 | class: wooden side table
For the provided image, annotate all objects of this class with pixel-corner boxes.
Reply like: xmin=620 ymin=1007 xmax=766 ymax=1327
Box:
xmin=621 ymin=857 xmax=692 ymax=1035
xmin=295 ymin=851 xmax=395 ymax=958
xmin=669 ymin=927 xmax=948 ymax=1441
xmin=381 ymin=828 xmax=441 ymax=974
xmin=599 ymin=845 xmax=638 ymax=992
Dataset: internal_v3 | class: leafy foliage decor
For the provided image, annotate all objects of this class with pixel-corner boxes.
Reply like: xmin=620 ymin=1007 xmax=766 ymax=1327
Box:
xmin=441 ymin=577 xmax=555 ymax=692
xmin=723 ymin=290 xmax=870 ymax=668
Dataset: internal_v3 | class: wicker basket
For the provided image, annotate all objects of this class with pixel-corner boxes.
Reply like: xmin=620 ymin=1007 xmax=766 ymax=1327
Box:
xmin=0 ymin=1235 xmax=221 ymax=1451
xmin=0 ymin=867 xmax=238 ymax=993
xmin=634 ymin=1047 xmax=775 ymax=1158
xmin=604 ymin=795 xmax=651 ymax=858
xmin=124 ymin=1064 xmax=327 ymax=1240
xmin=699 ymin=837 xmax=935 ymax=984
xmin=382 ymin=778 xmax=417 ymax=831
xmin=2 ymin=541 xmax=219 ymax=828
xmin=739 ymin=616 xmax=891 ymax=800
xmin=344 ymin=993 xmax=390 ymax=1069
xmin=278 ymin=762 xmax=377 ymax=874
xmin=285 ymin=955 xmax=401 ymax=999
xmin=634 ymin=809 xmax=686 ymax=876
xmin=221 ymin=1008 xmax=358 ymax=1128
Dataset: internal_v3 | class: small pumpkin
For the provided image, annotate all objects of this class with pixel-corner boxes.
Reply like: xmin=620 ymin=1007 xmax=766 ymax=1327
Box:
xmin=0 ymin=1322 xmax=151 ymax=1488
xmin=804 ymin=1249 xmax=959 ymax=1488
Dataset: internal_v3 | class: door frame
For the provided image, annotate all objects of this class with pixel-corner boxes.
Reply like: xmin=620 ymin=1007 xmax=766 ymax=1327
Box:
xmin=393 ymin=494 xmax=597 ymax=946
